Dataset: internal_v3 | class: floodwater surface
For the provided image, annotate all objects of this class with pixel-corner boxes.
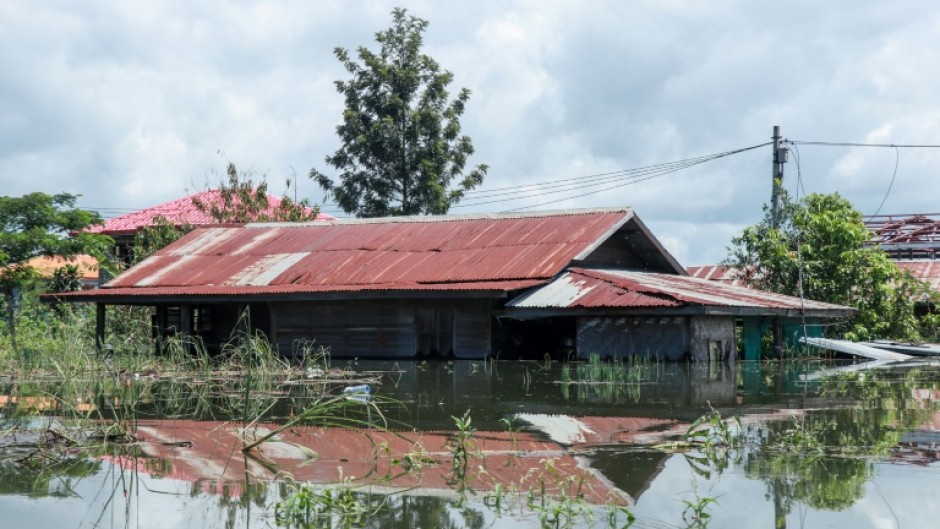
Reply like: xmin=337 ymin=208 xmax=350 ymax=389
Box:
xmin=2 ymin=358 xmax=940 ymax=528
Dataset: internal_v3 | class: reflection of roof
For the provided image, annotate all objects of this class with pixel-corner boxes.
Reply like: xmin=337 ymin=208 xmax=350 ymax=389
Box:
xmin=54 ymin=209 xmax=655 ymax=302
xmin=86 ymin=190 xmax=333 ymax=236
xmin=111 ymin=419 xmax=633 ymax=506
xmin=507 ymin=268 xmax=855 ymax=317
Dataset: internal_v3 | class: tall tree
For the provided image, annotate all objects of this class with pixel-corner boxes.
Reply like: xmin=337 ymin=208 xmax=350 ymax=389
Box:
xmin=0 ymin=193 xmax=112 ymax=350
xmin=726 ymin=191 xmax=938 ymax=341
xmin=193 ymin=163 xmax=320 ymax=223
xmin=310 ymin=7 xmax=488 ymax=217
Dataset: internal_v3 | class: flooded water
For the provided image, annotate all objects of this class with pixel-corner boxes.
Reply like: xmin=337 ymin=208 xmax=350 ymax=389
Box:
xmin=3 ymin=358 xmax=940 ymax=528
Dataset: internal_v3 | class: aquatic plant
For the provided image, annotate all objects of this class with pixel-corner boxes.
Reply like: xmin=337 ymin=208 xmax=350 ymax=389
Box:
xmin=446 ymin=409 xmax=476 ymax=488
xmin=275 ymin=478 xmax=372 ymax=528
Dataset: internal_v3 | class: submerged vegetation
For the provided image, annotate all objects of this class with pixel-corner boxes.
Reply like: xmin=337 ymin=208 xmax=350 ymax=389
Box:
xmin=2 ymin=277 xmax=940 ymax=527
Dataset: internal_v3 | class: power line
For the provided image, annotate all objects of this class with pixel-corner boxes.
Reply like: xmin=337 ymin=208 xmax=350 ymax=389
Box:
xmin=497 ymin=142 xmax=771 ymax=212
xmin=457 ymin=151 xmax=743 ymax=199
xmin=787 ymin=140 xmax=940 ymax=148
xmin=869 ymin=145 xmax=900 ymax=219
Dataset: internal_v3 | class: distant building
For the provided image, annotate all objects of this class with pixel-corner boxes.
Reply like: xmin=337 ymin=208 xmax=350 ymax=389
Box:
xmin=3 ymin=254 xmax=99 ymax=289
xmin=866 ymin=213 xmax=940 ymax=296
xmin=52 ymin=208 xmax=852 ymax=361
xmin=86 ymin=189 xmax=334 ymax=263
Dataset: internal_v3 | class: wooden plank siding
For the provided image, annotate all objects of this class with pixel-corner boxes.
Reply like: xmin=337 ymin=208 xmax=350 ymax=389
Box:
xmin=271 ymin=299 xmax=493 ymax=359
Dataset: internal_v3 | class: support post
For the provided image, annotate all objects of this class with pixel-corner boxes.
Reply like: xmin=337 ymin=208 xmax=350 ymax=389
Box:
xmin=180 ymin=304 xmax=193 ymax=354
xmin=742 ymin=319 xmax=762 ymax=361
xmin=95 ymin=303 xmax=106 ymax=352
xmin=772 ymin=317 xmax=784 ymax=360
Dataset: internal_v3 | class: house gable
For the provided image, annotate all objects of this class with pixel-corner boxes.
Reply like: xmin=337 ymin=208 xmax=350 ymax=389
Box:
xmin=575 ymin=214 xmax=686 ymax=275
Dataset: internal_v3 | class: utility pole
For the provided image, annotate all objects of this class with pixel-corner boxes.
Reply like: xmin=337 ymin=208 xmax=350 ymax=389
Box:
xmin=769 ymin=125 xmax=788 ymax=360
xmin=769 ymin=125 xmax=787 ymax=228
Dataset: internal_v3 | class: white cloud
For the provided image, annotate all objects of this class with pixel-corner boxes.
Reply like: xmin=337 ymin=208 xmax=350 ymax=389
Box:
xmin=3 ymin=0 xmax=940 ymax=264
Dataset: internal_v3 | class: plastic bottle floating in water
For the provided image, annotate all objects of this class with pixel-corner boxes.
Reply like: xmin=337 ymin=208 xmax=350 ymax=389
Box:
xmin=342 ymin=384 xmax=371 ymax=394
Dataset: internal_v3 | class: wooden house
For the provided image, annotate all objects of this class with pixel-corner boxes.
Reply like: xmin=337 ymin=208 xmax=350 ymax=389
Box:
xmin=51 ymin=208 xmax=853 ymax=361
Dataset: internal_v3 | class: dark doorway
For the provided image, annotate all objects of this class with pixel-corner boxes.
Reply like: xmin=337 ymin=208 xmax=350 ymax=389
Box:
xmin=494 ymin=317 xmax=576 ymax=360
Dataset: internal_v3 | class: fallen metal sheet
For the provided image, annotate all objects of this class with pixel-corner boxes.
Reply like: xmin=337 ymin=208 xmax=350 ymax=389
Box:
xmin=861 ymin=340 xmax=940 ymax=357
xmin=800 ymin=337 xmax=913 ymax=361
xmin=799 ymin=359 xmax=940 ymax=381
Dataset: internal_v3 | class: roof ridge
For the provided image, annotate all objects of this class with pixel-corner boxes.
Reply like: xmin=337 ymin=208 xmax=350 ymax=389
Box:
xmin=246 ymin=207 xmax=632 ymax=228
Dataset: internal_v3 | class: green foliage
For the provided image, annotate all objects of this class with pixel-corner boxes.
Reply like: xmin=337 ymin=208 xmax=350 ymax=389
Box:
xmin=193 ymin=163 xmax=321 ymax=224
xmin=0 ymin=192 xmax=111 ymax=351
xmin=311 ymin=7 xmax=487 ymax=217
xmin=131 ymin=215 xmax=190 ymax=264
xmin=0 ymin=192 xmax=111 ymax=278
xmin=49 ymin=265 xmax=84 ymax=293
xmin=726 ymin=191 xmax=938 ymax=341
xmin=275 ymin=480 xmax=370 ymax=528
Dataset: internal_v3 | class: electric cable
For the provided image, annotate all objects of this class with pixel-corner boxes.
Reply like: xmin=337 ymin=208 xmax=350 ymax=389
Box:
xmin=868 ymin=145 xmax=900 ymax=219
xmin=497 ymin=142 xmax=771 ymax=212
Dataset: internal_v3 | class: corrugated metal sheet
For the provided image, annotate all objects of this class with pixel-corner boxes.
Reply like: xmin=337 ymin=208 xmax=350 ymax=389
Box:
xmin=690 ymin=261 xmax=940 ymax=293
xmin=86 ymin=190 xmax=333 ymax=235
xmin=51 ymin=279 xmax=545 ymax=300
xmin=685 ymin=265 xmax=747 ymax=286
xmin=894 ymin=260 xmax=940 ymax=291
xmin=508 ymin=267 xmax=853 ymax=312
xmin=81 ymin=209 xmax=630 ymax=298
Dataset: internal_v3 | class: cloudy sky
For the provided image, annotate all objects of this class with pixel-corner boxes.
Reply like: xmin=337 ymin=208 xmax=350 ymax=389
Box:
xmin=2 ymin=0 xmax=940 ymax=265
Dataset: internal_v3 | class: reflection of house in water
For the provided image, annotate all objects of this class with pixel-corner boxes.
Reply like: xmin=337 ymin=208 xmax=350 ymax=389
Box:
xmin=107 ymin=419 xmax=635 ymax=506
xmin=55 ymin=208 xmax=852 ymax=361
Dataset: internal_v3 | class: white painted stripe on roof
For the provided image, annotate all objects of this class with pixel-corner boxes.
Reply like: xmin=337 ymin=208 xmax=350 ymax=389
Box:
xmin=137 ymin=255 xmax=195 ymax=287
xmin=169 ymin=227 xmax=240 ymax=256
xmin=229 ymin=253 xmax=309 ymax=286
xmin=506 ymin=274 xmax=594 ymax=308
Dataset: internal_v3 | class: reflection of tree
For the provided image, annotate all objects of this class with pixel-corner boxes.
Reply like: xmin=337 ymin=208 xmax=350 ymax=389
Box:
xmin=358 ymin=495 xmax=485 ymax=529
xmin=0 ymin=458 xmax=101 ymax=497
xmin=741 ymin=368 xmax=940 ymax=527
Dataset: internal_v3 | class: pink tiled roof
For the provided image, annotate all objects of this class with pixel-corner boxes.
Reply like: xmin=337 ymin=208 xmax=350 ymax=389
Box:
xmin=86 ymin=190 xmax=333 ymax=235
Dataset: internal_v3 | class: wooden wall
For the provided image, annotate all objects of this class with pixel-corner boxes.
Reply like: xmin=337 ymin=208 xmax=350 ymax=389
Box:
xmin=577 ymin=316 xmax=690 ymax=360
xmin=688 ymin=316 xmax=736 ymax=363
xmin=576 ymin=315 xmax=736 ymax=363
xmin=270 ymin=299 xmax=492 ymax=359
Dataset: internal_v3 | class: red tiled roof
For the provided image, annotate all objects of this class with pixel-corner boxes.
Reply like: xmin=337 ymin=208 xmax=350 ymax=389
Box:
xmin=507 ymin=267 xmax=855 ymax=316
xmin=86 ymin=189 xmax=333 ymax=235
xmin=60 ymin=209 xmax=636 ymax=300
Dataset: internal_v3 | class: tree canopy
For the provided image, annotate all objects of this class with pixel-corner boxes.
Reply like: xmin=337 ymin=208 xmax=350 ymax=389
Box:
xmin=0 ymin=192 xmax=111 ymax=285
xmin=725 ymin=191 xmax=938 ymax=341
xmin=310 ymin=7 xmax=487 ymax=217
xmin=193 ymin=162 xmax=320 ymax=224
xmin=1 ymin=192 xmax=112 ymax=350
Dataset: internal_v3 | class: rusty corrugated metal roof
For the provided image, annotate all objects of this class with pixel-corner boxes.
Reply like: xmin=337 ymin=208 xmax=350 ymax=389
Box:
xmin=507 ymin=267 xmax=854 ymax=315
xmin=86 ymin=189 xmax=333 ymax=235
xmin=894 ymin=260 xmax=940 ymax=291
xmin=65 ymin=209 xmax=634 ymax=300
xmin=685 ymin=265 xmax=747 ymax=286
xmin=49 ymin=280 xmax=545 ymax=302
